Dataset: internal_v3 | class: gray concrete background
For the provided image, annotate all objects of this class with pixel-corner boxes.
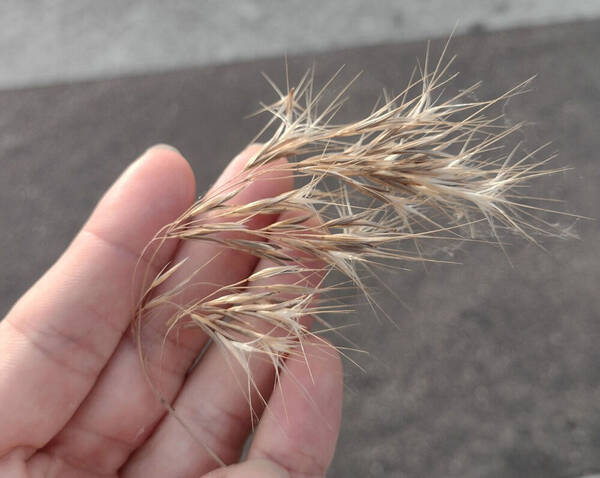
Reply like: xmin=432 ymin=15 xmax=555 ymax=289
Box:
xmin=1 ymin=0 xmax=600 ymax=89
xmin=1 ymin=3 xmax=599 ymax=478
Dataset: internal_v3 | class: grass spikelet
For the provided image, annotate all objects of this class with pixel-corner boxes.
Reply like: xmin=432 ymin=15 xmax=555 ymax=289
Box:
xmin=134 ymin=48 xmax=570 ymax=453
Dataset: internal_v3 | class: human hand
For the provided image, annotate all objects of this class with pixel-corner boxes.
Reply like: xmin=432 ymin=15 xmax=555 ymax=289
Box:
xmin=0 ymin=145 xmax=342 ymax=477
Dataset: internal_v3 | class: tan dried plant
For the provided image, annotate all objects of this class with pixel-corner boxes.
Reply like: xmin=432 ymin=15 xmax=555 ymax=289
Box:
xmin=133 ymin=47 xmax=568 ymax=441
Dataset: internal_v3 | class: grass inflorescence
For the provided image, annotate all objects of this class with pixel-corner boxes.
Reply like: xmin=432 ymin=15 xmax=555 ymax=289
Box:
xmin=134 ymin=47 xmax=569 ymax=433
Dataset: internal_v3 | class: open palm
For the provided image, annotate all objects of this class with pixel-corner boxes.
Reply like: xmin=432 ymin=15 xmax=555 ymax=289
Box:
xmin=0 ymin=145 xmax=342 ymax=477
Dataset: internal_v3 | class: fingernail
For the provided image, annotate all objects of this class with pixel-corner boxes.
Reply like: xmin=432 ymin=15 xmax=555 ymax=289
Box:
xmin=146 ymin=143 xmax=182 ymax=155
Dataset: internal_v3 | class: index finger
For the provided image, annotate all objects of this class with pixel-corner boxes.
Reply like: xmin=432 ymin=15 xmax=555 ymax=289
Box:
xmin=0 ymin=145 xmax=195 ymax=454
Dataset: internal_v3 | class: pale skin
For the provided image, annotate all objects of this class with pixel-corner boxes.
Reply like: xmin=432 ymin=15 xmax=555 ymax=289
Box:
xmin=0 ymin=145 xmax=343 ymax=477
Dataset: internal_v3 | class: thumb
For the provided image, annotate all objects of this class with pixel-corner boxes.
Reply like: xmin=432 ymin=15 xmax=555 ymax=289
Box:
xmin=204 ymin=458 xmax=290 ymax=478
